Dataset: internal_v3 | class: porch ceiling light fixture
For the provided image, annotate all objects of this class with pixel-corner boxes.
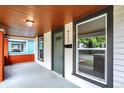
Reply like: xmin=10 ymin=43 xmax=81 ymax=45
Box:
xmin=26 ymin=19 xmax=34 ymax=27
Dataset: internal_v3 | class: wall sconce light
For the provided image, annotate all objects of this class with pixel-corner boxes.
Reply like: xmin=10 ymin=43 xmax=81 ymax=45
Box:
xmin=26 ymin=19 xmax=34 ymax=27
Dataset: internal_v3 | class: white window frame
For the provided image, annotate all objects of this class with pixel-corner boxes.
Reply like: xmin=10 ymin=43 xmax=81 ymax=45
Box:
xmin=76 ymin=13 xmax=108 ymax=85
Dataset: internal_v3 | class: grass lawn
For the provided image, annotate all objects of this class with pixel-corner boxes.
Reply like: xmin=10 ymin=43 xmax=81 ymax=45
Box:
xmin=80 ymin=60 xmax=93 ymax=67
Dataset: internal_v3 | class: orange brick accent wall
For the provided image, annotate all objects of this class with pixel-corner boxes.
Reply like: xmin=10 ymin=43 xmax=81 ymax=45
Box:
xmin=0 ymin=32 xmax=4 ymax=81
xmin=4 ymin=38 xmax=9 ymax=65
xmin=9 ymin=54 xmax=34 ymax=64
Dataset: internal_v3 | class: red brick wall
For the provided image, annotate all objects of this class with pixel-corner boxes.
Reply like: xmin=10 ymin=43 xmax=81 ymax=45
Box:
xmin=9 ymin=54 xmax=34 ymax=64
xmin=0 ymin=32 xmax=4 ymax=81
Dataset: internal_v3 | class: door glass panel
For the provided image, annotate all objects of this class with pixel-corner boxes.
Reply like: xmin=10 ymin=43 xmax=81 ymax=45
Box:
xmin=76 ymin=14 xmax=107 ymax=83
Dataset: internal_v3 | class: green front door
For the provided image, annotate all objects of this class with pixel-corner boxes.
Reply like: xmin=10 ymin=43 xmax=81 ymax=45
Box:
xmin=53 ymin=29 xmax=64 ymax=76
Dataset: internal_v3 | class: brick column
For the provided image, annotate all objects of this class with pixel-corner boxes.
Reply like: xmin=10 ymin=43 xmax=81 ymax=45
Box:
xmin=0 ymin=29 xmax=5 ymax=81
xmin=4 ymin=38 xmax=9 ymax=65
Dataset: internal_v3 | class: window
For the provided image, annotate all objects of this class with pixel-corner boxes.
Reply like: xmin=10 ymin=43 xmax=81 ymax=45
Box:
xmin=76 ymin=14 xmax=107 ymax=84
xmin=8 ymin=39 xmax=34 ymax=55
xmin=73 ymin=7 xmax=113 ymax=87
xmin=38 ymin=37 xmax=44 ymax=61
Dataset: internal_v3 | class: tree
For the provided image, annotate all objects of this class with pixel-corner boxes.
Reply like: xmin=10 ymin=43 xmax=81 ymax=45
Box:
xmin=79 ymin=35 xmax=105 ymax=48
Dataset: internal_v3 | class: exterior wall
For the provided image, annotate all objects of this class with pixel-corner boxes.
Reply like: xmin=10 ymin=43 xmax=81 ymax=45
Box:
xmin=64 ymin=22 xmax=100 ymax=88
xmin=65 ymin=22 xmax=73 ymax=45
xmin=34 ymin=6 xmax=124 ymax=87
xmin=35 ymin=31 xmax=52 ymax=70
xmin=34 ymin=24 xmax=100 ymax=87
xmin=9 ymin=54 xmax=34 ymax=64
xmin=4 ymin=38 xmax=35 ymax=65
xmin=0 ymin=32 xmax=4 ymax=81
xmin=113 ymin=5 xmax=124 ymax=88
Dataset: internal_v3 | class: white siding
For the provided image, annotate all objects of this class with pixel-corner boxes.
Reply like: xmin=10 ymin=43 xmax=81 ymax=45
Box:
xmin=65 ymin=22 xmax=73 ymax=45
xmin=114 ymin=5 xmax=124 ymax=88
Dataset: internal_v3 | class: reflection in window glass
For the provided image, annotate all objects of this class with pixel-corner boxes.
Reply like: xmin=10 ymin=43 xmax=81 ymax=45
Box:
xmin=8 ymin=39 xmax=34 ymax=55
xmin=76 ymin=14 xmax=107 ymax=83
xmin=78 ymin=35 xmax=106 ymax=79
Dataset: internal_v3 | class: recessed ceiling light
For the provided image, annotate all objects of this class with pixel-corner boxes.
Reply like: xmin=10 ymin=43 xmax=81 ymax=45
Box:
xmin=26 ymin=19 xmax=34 ymax=27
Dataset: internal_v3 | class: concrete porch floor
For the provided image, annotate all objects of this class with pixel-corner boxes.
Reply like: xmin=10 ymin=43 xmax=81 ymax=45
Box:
xmin=0 ymin=62 xmax=79 ymax=88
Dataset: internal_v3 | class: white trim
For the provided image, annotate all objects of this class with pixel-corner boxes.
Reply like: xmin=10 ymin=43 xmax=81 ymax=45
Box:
xmin=76 ymin=14 xmax=107 ymax=26
xmin=78 ymin=48 xmax=106 ymax=50
xmin=0 ymin=28 xmax=5 ymax=34
xmin=51 ymin=71 xmax=63 ymax=78
xmin=105 ymin=13 xmax=108 ymax=84
xmin=36 ymin=60 xmax=44 ymax=65
xmin=75 ymin=13 xmax=108 ymax=85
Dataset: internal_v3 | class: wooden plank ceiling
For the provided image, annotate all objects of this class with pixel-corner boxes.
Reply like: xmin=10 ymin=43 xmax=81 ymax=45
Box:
xmin=0 ymin=5 xmax=108 ymax=38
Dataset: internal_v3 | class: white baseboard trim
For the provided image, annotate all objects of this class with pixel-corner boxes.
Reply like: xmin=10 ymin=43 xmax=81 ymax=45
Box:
xmin=35 ymin=60 xmax=51 ymax=70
